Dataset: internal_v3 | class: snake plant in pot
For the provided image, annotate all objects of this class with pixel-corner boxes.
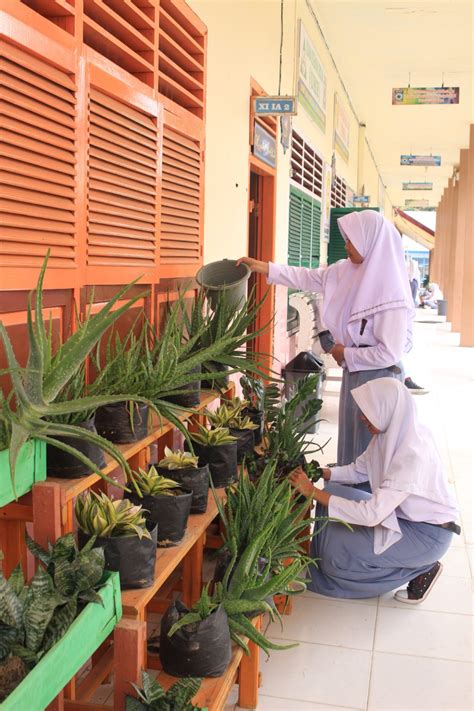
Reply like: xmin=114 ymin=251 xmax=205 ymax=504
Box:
xmin=0 ymin=254 xmax=159 ymax=497
xmin=156 ymin=447 xmax=210 ymax=514
xmin=189 ymin=424 xmax=238 ymax=487
xmin=126 ymin=466 xmax=193 ymax=547
xmin=239 ymin=375 xmax=281 ymax=445
xmin=0 ymin=532 xmax=106 ymax=702
xmin=126 ymin=672 xmax=204 ymax=711
xmin=205 ymin=399 xmax=258 ymax=463
xmin=75 ymin=491 xmax=157 ymax=589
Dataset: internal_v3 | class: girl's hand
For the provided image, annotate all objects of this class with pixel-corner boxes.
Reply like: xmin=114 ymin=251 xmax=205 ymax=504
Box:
xmin=330 ymin=343 xmax=345 ymax=366
xmin=289 ymin=467 xmax=315 ymax=499
xmin=236 ymin=257 xmax=269 ymax=275
xmin=322 ymin=467 xmax=332 ymax=480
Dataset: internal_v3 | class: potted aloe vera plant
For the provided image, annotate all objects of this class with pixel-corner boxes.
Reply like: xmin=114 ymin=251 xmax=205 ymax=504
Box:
xmin=205 ymin=398 xmax=258 ymax=463
xmin=189 ymin=424 xmax=238 ymax=487
xmin=0 ymin=254 xmax=158 ymax=502
xmin=126 ymin=672 xmax=203 ymax=710
xmin=156 ymin=447 xmax=210 ymax=514
xmin=0 ymin=532 xmax=120 ymax=707
xmin=127 ymin=466 xmax=193 ymax=547
xmin=75 ymin=491 xmax=157 ymax=588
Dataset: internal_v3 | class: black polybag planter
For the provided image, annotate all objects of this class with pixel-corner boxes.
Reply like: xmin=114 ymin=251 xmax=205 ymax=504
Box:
xmin=192 ymin=440 xmax=238 ymax=487
xmin=95 ymin=402 xmax=149 ymax=444
xmin=202 ymin=362 xmax=229 ymax=390
xmin=160 ymin=599 xmax=231 ymax=678
xmin=156 ymin=464 xmax=210 ymax=514
xmin=242 ymin=407 xmax=264 ymax=445
xmin=163 ymin=365 xmax=201 ymax=408
xmin=47 ymin=416 xmax=105 ymax=478
xmin=127 ymin=488 xmax=192 ymax=547
xmin=229 ymin=427 xmax=255 ymax=463
xmin=79 ymin=525 xmax=157 ymax=589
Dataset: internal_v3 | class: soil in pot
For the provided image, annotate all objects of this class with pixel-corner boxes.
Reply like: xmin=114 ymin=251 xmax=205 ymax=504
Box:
xmin=155 ymin=464 xmax=209 ymax=514
xmin=127 ymin=488 xmax=192 ymax=547
xmin=47 ymin=416 xmax=105 ymax=479
xmin=192 ymin=440 xmax=238 ymax=487
xmin=78 ymin=524 xmax=157 ymax=589
xmin=160 ymin=599 xmax=231 ymax=678
xmin=229 ymin=427 xmax=255 ymax=463
xmin=242 ymin=407 xmax=264 ymax=445
xmin=0 ymin=656 xmax=27 ymax=702
xmin=95 ymin=402 xmax=149 ymax=444
xmin=163 ymin=365 xmax=201 ymax=408
xmin=202 ymin=362 xmax=229 ymax=390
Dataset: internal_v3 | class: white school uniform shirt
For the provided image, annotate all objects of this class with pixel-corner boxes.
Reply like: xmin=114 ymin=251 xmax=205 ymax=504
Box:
xmin=267 ymin=263 xmax=407 ymax=372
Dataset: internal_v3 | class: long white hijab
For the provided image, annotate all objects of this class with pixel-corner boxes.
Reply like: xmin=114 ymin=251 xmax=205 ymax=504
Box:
xmin=321 ymin=211 xmax=414 ymax=348
xmin=352 ymin=378 xmax=458 ymax=552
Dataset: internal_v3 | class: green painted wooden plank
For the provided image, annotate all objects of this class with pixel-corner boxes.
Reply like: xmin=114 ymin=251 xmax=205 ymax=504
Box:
xmin=1 ymin=572 xmax=122 ymax=711
xmin=0 ymin=440 xmax=46 ymax=507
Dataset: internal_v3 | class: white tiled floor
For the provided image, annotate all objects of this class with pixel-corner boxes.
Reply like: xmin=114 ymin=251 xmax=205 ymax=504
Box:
xmin=228 ymin=314 xmax=474 ymax=711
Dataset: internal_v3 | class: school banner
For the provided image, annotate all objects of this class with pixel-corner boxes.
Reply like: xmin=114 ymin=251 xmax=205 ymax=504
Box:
xmin=334 ymin=93 xmax=350 ymax=162
xmin=297 ymin=21 xmax=327 ymax=132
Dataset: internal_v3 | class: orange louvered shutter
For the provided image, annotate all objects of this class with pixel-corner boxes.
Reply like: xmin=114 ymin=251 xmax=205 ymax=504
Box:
xmin=87 ymin=88 xmax=159 ymax=284
xmin=159 ymin=123 xmax=203 ymax=277
xmin=0 ymin=41 xmax=77 ymax=288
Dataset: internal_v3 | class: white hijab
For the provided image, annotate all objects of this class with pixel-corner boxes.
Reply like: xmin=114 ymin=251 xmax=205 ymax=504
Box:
xmin=321 ymin=211 xmax=415 ymax=348
xmin=352 ymin=378 xmax=458 ymax=552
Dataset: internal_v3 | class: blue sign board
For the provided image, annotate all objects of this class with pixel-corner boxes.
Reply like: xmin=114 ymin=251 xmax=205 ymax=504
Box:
xmin=353 ymin=195 xmax=370 ymax=204
xmin=400 ymin=154 xmax=441 ymax=167
xmin=253 ymin=122 xmax=277 ymax=168
xmin=254 ymin=96 xmax=297 ymax=116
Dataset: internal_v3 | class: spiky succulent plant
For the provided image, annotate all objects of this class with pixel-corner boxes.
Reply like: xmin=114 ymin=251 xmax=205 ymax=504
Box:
xmin=75 ymin=491 xmax=151 ymax=539
xmin=133 ymin=466 xmax=182 ymax=497
xmin=126 ymin=671 xmax=203 ymax=710
xmin=190 ymin=424 xmax=237 ymax=448
xmin=157 ymin=447 xmax=199 ymax=470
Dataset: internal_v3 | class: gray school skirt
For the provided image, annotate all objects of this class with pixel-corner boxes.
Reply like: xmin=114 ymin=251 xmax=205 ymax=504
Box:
xmin=307 ymin=483 xmax=453 ymax=599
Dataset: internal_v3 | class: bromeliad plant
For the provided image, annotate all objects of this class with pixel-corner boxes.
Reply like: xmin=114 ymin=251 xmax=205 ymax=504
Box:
xmin=190 ymin=424 xmax=237 ymax=448
xmin=126 ymin=672 xmax=203 ymax=711
xmin=0 ymin=254 xmax=157 ymax=492
xmin=157 ymin=447 xmax=199 ymax=470
xmin=75 ymin=490 xmax=151 ymax=540
xmin=0 ymin=533 xmax=106 ymax=700
xmin=133 ymin=466 xmax=183 ymax=497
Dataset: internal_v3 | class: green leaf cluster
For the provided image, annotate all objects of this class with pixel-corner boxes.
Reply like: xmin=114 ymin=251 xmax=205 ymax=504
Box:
xmin=190 ymin=424 xmax=237 ymax=448
xmin=157 ymin=447 xmax=199 ymax=470
xmin=0 ymin=533 xmax=105 ymax=671
xmin=75 ymin=491 xmax=151 ymax=539
xmin=126 ymin=671 xmax=203 ymax=710
xmin=133 ymin=466 xmax=183 ymax=497
xmin=204 ymin=399 xmax=258 ymax=431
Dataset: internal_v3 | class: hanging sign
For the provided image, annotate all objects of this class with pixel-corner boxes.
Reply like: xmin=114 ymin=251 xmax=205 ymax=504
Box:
xmin=401 ymin=154 xmax=441 ymax=166
xmin=253 ymin=122 xmax=277 ymax=168
xmin=254 ymin=96 xmax=297 ymax=116
xmin=405 ymin=199 xmax=429 ymax=208
xmin=353 ymin=195 xmax=370 ymax=204
xmin=403 ymin=182 xmax=433 ymax=191
xmin=297 ymin=21 xmax=327 ymax=132
xmin=392 ymin=87 xmax=459 ymax=105
xmin=333 ymin=93 xmax=350 ymax=162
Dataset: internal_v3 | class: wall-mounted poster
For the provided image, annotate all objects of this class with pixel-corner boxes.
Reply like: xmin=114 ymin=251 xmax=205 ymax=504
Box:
xmin=405 ymin=199 xmax=429 ymax=208
xmin=403 ymin=182 xmax=433 ymax=191
xmin=297 ymin=21 xmax=327 ymax=133
xmin=334 ymin=94 xmax=350 ymax=161
xmin=253 ymin=122 xmax=277 ymax=168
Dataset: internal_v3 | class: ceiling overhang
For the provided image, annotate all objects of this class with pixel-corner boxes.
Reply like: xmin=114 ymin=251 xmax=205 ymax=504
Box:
xmin=394 ymin=208 xmax=435 ymax=249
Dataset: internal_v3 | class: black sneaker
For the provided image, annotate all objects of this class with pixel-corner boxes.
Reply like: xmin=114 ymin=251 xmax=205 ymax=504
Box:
xmin=394 ymin=562 xmax=443 ymax=604
xmin=404 ymin=377 xmax=429 ymax=395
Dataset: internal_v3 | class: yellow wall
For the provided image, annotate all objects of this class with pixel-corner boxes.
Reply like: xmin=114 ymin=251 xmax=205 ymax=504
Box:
xmin=189 ymin=0 xmax=388 ymax=268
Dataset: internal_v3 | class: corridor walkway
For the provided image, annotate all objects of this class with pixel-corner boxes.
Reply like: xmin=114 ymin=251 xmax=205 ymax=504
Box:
xmin=229 ymin=313 xmax=473 ymax=711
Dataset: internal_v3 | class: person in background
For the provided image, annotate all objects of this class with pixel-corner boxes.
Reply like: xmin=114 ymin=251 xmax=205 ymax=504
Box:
xmin=238 ymin=210 xmax=415 ymax=466
xmin=290 ymin=378 xmax=460 ymax=602
xmin=420 ymin=282 xmax=444 ymax=309
xmin=410 ymin=257 xmax=421 ymax=306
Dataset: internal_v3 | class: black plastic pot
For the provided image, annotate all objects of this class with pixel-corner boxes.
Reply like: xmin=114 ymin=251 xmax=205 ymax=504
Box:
xmin=79 ymin=524 xmax=157 ymax=589
xmin=160 ymin=599 xmax=231 ymax=678
xmin=156 ymin=464 xmax=209 ymax=514
xmin=202 ymin=362 xmax=229 ymax=390
xmin=192 ymin=440 xmax=238 ymax=487
xmin=164 ymin=365 xmax=201 ymax=408
xmin=127 ymin=488 xmax=192 ymax=547
xmin=95 ymin=402 xmax=149 ymax=444
xmin=242 ymin=407 xmax=264 ymax=445
xmin=47 ymin=416 xmax=105 ymax=479
xmin=229 ymin=427 xmax=255 ymax=463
